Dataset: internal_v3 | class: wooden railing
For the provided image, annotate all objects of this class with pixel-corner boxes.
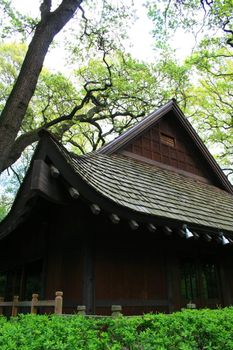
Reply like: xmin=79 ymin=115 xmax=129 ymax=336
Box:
xmin=0 ymin=292 xmax=124 ymax=317
xmin=0 ymin=291 xmax=63 ymax=316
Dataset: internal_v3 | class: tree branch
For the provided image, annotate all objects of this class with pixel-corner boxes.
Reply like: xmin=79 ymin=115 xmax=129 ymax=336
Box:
xmin=0 ymin=0 xmax=83 ymax=173
xmin=40 ymin=0 xmax=52 ymax=19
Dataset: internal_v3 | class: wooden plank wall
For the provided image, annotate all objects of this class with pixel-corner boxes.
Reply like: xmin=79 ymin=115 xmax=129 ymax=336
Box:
xmin=123 ymin=112 xmax=215 ymax=182
xmin=94 ymin=219 xmax=170 ymax=315
xmin=1 ymin=197 xmax=233 ymax=315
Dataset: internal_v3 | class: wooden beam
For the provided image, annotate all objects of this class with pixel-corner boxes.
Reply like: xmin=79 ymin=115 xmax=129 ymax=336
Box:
xmin=90 ymin=204 xmax=101 ymax=215
xmin=147 ymin=223 xmax=157 ymax=232
xmin=83 ymin=237 xmax=95 ymax=314
xmin=68 ymin=187 xmax=80 ymax=199
xmin=163 ymin=226 xmax=172 ymax=235
xmin=50 ymin=165 xmax=60 ymax=178
xmin=129 ymin=220 xmax=139 ymax=230
xmin=203 ymin=233 xmax=212 ymax=242
xmin=110 ymin=213 xmax=120 ymax=224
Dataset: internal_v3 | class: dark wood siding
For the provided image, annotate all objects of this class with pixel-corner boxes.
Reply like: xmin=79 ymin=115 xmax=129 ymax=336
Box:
xmin=94 ymin=223 xmax=169 ymax=315
xmin=45 ymin=203 xmax=84 ymax=313
xmin=123 ymin=112 xmax=214 ymax=182
xmin=0 ymin=197 xmax=233 ymax=315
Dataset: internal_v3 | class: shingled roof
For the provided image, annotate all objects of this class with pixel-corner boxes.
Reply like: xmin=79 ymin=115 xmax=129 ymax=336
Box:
xmin=57 ymin=145 xmax=233 ymax=233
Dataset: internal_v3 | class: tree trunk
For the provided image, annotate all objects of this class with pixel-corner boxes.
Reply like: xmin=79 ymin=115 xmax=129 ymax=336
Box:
xmin=0 ymin=0 xmax=82 ymax=173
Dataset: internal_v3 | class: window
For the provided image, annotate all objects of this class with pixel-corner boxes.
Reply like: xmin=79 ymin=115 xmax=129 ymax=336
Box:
xmin=0 ymin=260 xmax=43 ymax=300
xmin=23 ymin=260 xmax=43 ymax=300
xmin=160 ymin=133 xmax=175 ymax=147
xmin=181 ymin=261 xmax=198 ymax=300
xmin=201 ymin=262 xmax=219 ymax=299
xmin=5 ymin=269 xmax=21 ymax=300
xmin=181 ymin=259 xmax=220 ymax=301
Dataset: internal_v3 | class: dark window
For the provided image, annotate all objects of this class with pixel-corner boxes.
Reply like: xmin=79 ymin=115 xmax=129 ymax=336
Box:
xmin=160 ymin=133 xmax=175 ymax=147
xmin=23 ymin=260 xmax=43 ymax=300
xmin=201 ymin=262 xmax=219 ymax=299
xmin=5 ymin=269 xmax=21 ymax=300
xmin=181 ymin=259 xmax=220 ymax=301
xmin=181 ymin=261 xmax=198 ymax=300
xmin=1 ymin=260 xmax=43 ymax=301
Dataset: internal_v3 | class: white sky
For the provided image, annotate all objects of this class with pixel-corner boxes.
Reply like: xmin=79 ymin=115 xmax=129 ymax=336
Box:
xmin=11 ymin=0 xmax=195 ymax=71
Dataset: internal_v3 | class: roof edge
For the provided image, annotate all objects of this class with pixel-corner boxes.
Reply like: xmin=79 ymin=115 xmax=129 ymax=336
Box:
xmin=98 ymin=99 xmax=175 ymax=155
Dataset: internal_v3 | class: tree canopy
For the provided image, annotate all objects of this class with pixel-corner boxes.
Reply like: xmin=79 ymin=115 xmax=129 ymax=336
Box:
xmin=0 ymin=0 xmax=232 ymax=220
xmin=147 ymin=0 xmax=233 ymax=179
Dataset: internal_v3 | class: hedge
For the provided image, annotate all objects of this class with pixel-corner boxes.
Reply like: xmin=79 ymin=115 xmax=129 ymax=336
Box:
xmin=0 ymin=308 xmax=233 ymax=349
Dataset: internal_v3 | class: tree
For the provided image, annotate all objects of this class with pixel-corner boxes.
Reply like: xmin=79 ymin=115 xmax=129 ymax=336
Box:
xmin=0 ymin=37 xmax=191 ymax=169
xmin=0 ymin=0 xmax=137 ymax=173
xmin=146 ymin=0 xmax=233 ymax=179
xmin=146 ymin=0 xmax=233 ymax=50
xmin=0 ymin=0 xmax=84 ymax=173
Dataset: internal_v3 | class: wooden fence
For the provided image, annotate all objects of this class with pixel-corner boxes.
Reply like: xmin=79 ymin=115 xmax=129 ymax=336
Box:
xmin=0 ymin=291 xmax=63 ymax=316
xmin=0 ymin=291 xmax=123 ymax=317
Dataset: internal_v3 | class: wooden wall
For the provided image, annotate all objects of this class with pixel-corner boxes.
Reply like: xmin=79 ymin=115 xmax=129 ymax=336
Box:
xmin=122 ymin=112 xmax=215 ymax=183
xmin=1 ymin=197 xmax=233 ymax=315
xmin=94 ymin=222 xmax=169 ymax=315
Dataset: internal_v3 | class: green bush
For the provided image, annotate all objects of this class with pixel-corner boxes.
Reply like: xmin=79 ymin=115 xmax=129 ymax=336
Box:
xmin=0 ymin=308 xmax=233 ymax=349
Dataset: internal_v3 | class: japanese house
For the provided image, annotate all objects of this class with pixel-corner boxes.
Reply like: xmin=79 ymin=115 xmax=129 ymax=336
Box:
xmin=0 ymin=99 xmax=233 ymax=315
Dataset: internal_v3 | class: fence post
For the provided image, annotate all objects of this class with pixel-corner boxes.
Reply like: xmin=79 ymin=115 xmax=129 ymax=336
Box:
xmin=54 ymin=291 xmax=63 ymax=315
xmin=77 ymin=305 xmax=86 ymax=315
xmin=0 ymin=297 xmax=4 ymax=315
xmin=31 ymin=294 xmax=39 ymax=314
xmin=12 ymin=296 xmax=19 ymax=317
xmin=111 ymin=305 xmax=122 ymax=317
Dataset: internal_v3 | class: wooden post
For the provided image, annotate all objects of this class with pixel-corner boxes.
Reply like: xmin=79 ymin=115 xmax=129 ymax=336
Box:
xmin=50 ymin=165 xmax=60 ymax=178
xmin=110 ymin=213 xmax=120 ymax=224
xmin=186 ymin=301 xmax=196 ymax=309
xmin=111 ymin=305 xmax=122 ymax=317
xmin=90 ymin=204 xmax=101 ymax=215
xmin=31 ymin=294 xmax=39 ymax=314
xmin=69 ymin=187 xmax=80 ymax=199
xmin=12 ymin=296 xmax=19 ymax=317
xmin=83 ymin=237 xmax=95 ymax=314
xmin=129 ymin=220 xmax=139 ymax=230
xmin=0 ymin=297 xmax=4 ymax=315
xmin=54 ymin=291 xmax=63 ymax=315
xmin=77 ymin=305 xmax=86 ymax=315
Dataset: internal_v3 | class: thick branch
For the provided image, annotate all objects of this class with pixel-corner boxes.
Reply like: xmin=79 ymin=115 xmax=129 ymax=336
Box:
xmin=40 ymin=0 xmax=52 ymax=19
xmin=0 ymin=0 xmax=83 ymax=173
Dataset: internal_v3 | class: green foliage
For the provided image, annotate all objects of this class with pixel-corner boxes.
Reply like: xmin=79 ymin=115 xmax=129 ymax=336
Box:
xmin=1 ymin=309 xmax=233 ymax=349
xmin=146 ymin=0 xmax=233 ymax=179
xmin=0 ymin=0 xmax=38 ymax=39
xmin=0 ymin=204 xmax=7 ymax=221
xmin=146 ymin=0 xmax=233 ymax=49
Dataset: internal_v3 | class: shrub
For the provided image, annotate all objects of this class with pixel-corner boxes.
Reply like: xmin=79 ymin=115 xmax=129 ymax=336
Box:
xmin=0 ymin=308 xmax=233 ymax=349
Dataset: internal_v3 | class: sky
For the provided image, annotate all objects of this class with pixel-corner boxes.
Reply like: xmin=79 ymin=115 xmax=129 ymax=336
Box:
xmin=11 ymin=0 xmax=196 ymax=71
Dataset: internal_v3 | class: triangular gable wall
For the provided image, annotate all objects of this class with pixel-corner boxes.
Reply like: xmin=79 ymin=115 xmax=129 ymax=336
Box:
xmin=121 ymin=111 xmax=211 ymax=181
xmin=99 ymin=100 xmax=232 ymax=193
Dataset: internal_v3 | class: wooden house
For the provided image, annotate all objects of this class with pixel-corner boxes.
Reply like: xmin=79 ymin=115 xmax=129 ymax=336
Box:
xmin=0 ymin=99 xmax=233 ymax=315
